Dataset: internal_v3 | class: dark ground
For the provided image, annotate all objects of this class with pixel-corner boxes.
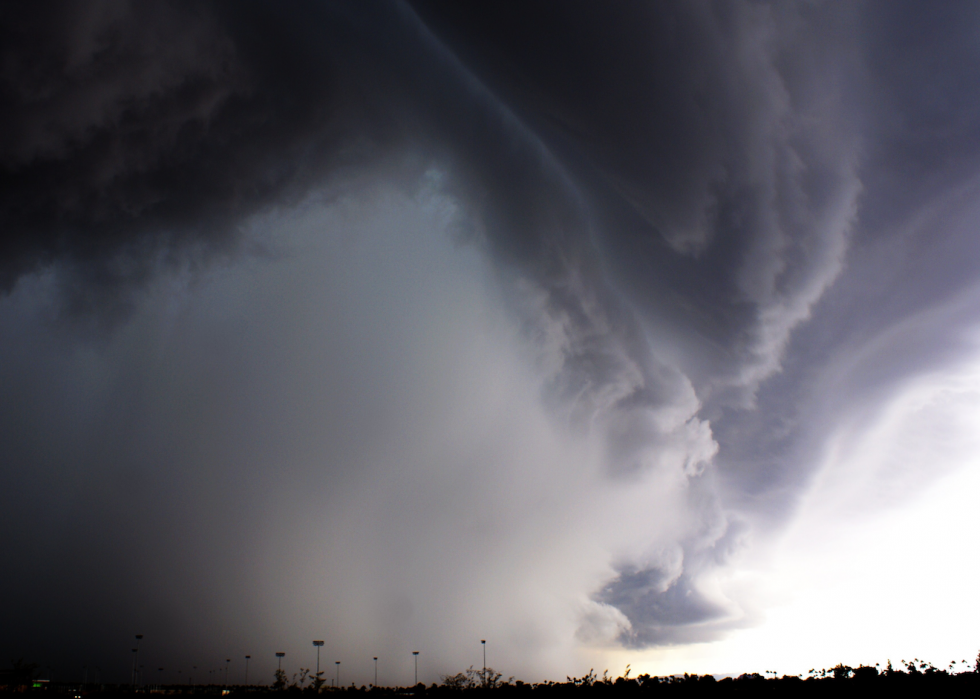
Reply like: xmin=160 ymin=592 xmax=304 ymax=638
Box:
xmin=3 ymin=665 xmax=979 ymax=698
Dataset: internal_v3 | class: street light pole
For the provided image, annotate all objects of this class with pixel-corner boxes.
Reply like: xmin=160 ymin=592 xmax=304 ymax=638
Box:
xmin=481 ymin=640 xmax=486 ymax=688
xmin=412 ymin=652 xmax=419 ymax=686
xmin=276 ymin=653 xmax=285 ymax=672
xmin=133 ymin=634 xmax=143 ymax=686
xmin=225 ymin=659 xmax=231 ymax=686
xmin=313 ymin=641 xmax=324 ymax=688
xmin=373 ymin=657 xmax=378 ymax=687
xmin=335 ymin=661 xmax=340 ymax=688
xmin=245 ymin=656 xmax=251 ymax=685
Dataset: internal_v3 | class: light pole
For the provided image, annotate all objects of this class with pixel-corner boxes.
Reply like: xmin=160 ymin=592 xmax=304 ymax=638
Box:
xmin=276 ymin=652 xmax=285 ymax=671
xmin=133 ymin=634 xmax=143 ymax=686
xmin=373 ymin=657 xmax=378 ymax=687
xmin=225 ymin=659 xmax=231 ymax=686
xmin=313 ymin=641 xmax=324 ymax=688
xmin=245 ymin=656 xmax=251 ymax=685
xmin=412 ymin=652 xmax=419 ymax=686
xmin=481 ymin=640 xmax=486 ymax=688
xmin=335 ymin=661 xmax=340 ymax=688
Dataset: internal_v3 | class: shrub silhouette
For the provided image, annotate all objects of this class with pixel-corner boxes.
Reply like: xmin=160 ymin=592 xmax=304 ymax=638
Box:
xmin=273 ymin=668 xmax=287 ymax=691
xmin=441 ymin=666 xmax=509 ymax=689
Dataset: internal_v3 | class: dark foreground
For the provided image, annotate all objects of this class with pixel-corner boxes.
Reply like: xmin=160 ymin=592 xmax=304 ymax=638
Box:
xmin=3 ymin=668 xmax=979 ymax=699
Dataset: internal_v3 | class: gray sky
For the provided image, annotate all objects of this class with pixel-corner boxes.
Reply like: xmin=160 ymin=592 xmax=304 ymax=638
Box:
xmin=3 ymin=0 xmax=980 ymax=685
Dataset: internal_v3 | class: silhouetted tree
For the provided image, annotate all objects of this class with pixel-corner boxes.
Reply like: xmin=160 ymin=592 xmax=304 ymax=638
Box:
xmin=440 ymin=671 xmax=473 ymax=690
xmin=440 ymin=666 xmax=508 ymax=690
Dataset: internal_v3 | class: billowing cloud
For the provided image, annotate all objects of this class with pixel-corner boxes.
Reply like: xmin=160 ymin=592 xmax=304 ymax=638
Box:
xmin=3 ymin=0 xmax=980 ymax=684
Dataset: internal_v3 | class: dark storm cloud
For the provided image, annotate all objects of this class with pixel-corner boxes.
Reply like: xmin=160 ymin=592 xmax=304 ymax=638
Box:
xmin=598 ymin=570 xmax=726 ymax=648
xmin=409 ymin=0 xmax=863 ymax=405
xmin=4 ymin=0 xmax=980 ymax=670
xmin=404 ymin=0 xmax=866 ymax=642
xmin=706 ymin=0 xmax=980 ymax=513
xmin=0 ymin=1 xmax=426 ymax=308
xmin=596 ymin=515 xmax=749 ymax=647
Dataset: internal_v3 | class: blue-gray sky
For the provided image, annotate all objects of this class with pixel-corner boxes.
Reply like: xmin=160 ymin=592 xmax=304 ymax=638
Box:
xmin=2 ymin=0 xmax=980 ymax=685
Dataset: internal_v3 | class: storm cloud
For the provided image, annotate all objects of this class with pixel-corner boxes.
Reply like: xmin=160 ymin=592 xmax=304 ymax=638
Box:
xmin=3 ymin=0 xmax=980 ymax=683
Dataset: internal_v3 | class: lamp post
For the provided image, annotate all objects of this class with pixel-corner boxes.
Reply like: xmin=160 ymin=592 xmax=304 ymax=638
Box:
xmin=412 ymin=652 xmax=419 ymax=686
xmin=133 ymin=634 xmax=143 ymax=686
xmin=313 ymin=641 xmax=324 ymax=687
xmin=481 ymin=640 xmax=486 ymax=688
xmin=373 ymin=657 xmax=378 ymax=687
xmin=335 ymin=661 xmax=341 ymax=688
xmin=225 ymin=659 xmax=231 ymax=686
xmin=276 ymin=653 xmax=285 ymax=671
xmin=245 ymin=656 xmax=251 ymax=685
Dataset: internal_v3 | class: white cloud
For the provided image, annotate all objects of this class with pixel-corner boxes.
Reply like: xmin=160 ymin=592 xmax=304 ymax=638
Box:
xmin=608 ymin=342 xmax=980 ymax=676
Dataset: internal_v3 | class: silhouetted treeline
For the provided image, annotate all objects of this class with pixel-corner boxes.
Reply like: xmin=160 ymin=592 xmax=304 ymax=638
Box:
xmin=3 ymin=659 xmax=979 ymax=698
